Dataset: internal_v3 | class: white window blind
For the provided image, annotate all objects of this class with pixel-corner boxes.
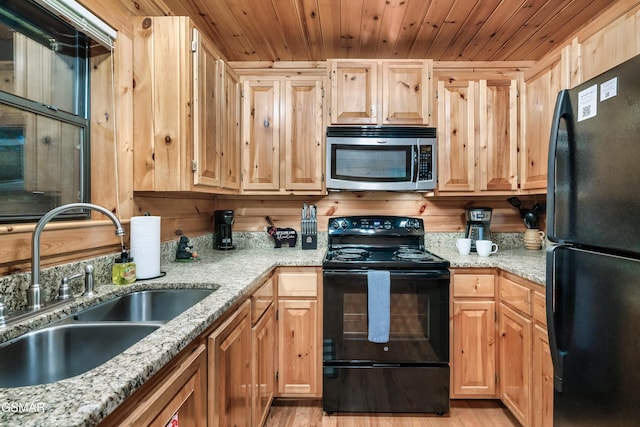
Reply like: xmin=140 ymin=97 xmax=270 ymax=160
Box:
xmin=34 ymin=0 xmax=116 ymax=48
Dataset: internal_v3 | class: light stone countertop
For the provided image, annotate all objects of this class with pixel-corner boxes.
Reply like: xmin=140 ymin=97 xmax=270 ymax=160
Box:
xmin=0 ymin=241 xmax=546 ymax=427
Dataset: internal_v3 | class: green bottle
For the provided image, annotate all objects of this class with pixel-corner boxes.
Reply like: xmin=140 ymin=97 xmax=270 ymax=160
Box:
xmin=112 ymin=249 xmax=136 ymax=285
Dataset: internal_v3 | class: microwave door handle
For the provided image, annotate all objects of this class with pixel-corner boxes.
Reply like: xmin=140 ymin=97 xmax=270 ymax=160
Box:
xmin=412 ymin=146 xmax=419 ymax=185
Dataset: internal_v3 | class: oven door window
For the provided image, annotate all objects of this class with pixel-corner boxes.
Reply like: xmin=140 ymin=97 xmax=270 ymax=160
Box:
xmin=330 ymin=144 xmax=413 ymax=182
xmin=323 ymin=270 xmax=449 ymax=364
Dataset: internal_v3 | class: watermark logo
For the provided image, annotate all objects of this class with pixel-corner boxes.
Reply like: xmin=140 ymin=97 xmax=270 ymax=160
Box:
xmin=1 ymin=402 xmax=46 ymax=413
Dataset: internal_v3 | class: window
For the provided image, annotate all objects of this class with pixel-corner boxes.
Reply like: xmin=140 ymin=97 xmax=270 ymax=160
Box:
xmin=0 ymin=0 xmax=115 ymax=222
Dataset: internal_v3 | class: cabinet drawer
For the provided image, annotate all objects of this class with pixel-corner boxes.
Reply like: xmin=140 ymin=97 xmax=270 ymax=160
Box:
xmin=251 ymin=277 xmax=274 ymax=324
xmin=278 ymin=272 xmax=318 ymax=297
xmin=453 ymin=274 xmax=495 ymax=298
xmin=532 ymin=290 xmax=546 ymax=326
xmin=499 ymin=276 xmax=532 ymax=316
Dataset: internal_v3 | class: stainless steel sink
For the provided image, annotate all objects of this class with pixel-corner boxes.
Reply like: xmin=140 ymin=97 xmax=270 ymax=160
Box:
xmin=72 ymin=288 xmax=216 ymax=322
xmin=0 ymin=322 xmax=160 ymax=388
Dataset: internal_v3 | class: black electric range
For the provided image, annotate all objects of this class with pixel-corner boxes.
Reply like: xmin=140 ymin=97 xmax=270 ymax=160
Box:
xmin=322 ymin=216 xmax=451 ymax=415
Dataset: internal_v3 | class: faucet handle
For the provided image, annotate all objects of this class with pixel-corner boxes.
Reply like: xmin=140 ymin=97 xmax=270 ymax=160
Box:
xmin=82 ymin=264 xmax=96 ymax=297
xmin=58 ymin=272 xmax=83 ymax=300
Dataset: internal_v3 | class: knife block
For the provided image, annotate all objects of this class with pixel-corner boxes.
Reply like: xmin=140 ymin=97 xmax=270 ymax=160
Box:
xmin=302 ymin=232 xmax=317 ymax=250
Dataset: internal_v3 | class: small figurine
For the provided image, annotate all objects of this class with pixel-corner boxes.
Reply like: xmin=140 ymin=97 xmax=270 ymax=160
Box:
xmin=175 ymin=235 xmax=199 ymax=261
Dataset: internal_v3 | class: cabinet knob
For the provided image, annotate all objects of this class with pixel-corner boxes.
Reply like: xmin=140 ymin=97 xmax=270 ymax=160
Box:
xmin=263 ymin=119 xmax=270 ymax=128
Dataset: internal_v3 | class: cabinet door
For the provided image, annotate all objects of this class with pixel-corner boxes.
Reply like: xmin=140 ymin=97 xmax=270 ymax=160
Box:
xmin=329 ymin=60 xmax=378 ymax=124
xmin=521 ymin=53 xmax=567 ymax=191
xmin=107 ymin=344 xmax=207 ymax=427
xmin=499 ymin=303 xmax=532 ymax=427
xmin=252 ymin=304 xmax=275 ymax=427
xmin=242 ymin=79 xmax=280 ymax=190
xmin=382 ymin=61 xmax=431 ymax=125
xmin=437 ymin=78 xmax=476 ymax=192
xmin=277 ymin=299 xmax=319 ymax=397
xmin=284 ymin=79 xmax=324 ymax=191
xmin=532 ymin=324 xmax=553 ymax=427
xmin=220 ymin=62 xmax=241 ymax=190
xmin=452 ymin=300 xmax=496 ymax=397
xmin=478 ymin=79 xmax=518 ymax=191
xmin=192 ymin=28 xmax=221 ymax=188
xmin=209 ymin=300 xmax=251 ymax=427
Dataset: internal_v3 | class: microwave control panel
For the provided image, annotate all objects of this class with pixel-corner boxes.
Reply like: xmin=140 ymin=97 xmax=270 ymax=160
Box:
xmin=418 ymin=145 xmax=433 ymax=181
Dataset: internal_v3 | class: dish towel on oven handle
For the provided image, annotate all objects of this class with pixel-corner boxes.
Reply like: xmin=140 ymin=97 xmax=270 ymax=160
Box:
xmin=367 ymin=269 xmax=391 ymax=343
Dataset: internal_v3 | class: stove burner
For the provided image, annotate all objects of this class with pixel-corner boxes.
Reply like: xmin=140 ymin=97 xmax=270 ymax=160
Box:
xmin=333 ymin=248 xmax=370 ymax=261
xmin=394 ymin=248 xmax=433 ymax=261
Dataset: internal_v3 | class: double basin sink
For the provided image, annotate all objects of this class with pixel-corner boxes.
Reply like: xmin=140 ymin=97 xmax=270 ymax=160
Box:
xmin=0 ymin=288 xmax=217 ymax=388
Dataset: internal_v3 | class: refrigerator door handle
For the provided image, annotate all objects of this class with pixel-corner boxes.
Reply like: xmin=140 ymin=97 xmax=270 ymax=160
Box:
xmin=546 ymin=245 xmax=564 ymax=392
xmin=546 ymin=89 xmax=572 ymax=241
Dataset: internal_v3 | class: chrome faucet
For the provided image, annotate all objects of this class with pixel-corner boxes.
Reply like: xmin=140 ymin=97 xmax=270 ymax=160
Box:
xmin=28 ymin=203 xmax=125 ymax=310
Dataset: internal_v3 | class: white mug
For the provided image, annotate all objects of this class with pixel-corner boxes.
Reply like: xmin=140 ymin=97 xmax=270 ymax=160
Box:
xmin=455 ymin=238 xmax=472 ymax=255
xmin=476 ymin=240 xmax=498 ymax=257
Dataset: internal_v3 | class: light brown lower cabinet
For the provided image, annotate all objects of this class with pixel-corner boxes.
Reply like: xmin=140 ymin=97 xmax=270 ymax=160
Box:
xmin=532 ymin=292 xmax=553 ymax=427
xmin=498 ymin=272 xmax=553 ymax=427
xmin=276 ymin=267 xmax=322 ymax=398
xmin=98 ymin=343 xmax=207 ymax=427
xmin=451 ymin=270 xmax=497 ymax=398
xmin=208 ymin=299 xmax=252 ymax=427
xmin=252 ymin=299 xmax=276 ymax=427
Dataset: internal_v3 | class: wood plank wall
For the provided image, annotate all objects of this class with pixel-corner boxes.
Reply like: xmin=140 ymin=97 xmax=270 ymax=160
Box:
xmin=215 ymin=193 xmax=546 ymax=233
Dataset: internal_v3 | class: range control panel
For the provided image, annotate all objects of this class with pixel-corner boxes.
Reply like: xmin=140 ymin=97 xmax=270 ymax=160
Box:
xmin=328 ymin=216 xmax=424 ymax=234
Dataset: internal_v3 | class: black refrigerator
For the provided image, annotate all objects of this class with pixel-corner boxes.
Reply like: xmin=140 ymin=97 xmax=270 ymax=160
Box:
xmin=547 ymin=53 xmax=640 ymax=426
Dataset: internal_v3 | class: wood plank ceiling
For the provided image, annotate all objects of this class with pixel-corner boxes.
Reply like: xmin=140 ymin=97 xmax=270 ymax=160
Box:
xmin=165 ymin=0 xmax=616 ymax=62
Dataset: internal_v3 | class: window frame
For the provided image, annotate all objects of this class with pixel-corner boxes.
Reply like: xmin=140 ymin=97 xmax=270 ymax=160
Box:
xmin=0 ymin=0 xmax=104 ymax=223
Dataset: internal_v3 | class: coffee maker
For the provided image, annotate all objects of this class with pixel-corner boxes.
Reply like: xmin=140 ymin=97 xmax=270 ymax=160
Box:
xmin=214 ymin=210 xmax=235 ymax=250
xmin=465 ymin=207 xmax=493 ymax=252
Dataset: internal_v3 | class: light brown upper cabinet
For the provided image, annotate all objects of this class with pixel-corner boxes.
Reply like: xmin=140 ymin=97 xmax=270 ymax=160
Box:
xmin=328 ymin=59 xmax=433 ymax=125
xmin=436 ymin=73 xmax=519 ymax=194
xmin=520 ymin=49 xmax=569 ymax=192
xmin=132 ymin=16 xmax=240 ymax=193
xmin=240 ymin=76 xmax=325 ymax=194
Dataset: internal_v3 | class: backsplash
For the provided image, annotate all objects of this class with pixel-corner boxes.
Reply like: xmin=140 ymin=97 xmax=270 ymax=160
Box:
xmin=0 ymin=231 xmax=526 ymax=312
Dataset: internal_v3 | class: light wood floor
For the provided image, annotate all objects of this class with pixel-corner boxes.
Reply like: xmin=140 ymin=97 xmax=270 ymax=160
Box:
xmin=264 ymin=399 xmax=520 ymax=427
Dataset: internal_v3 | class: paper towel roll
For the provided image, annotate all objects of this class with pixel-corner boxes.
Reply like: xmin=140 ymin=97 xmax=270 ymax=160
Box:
xmin=130 ymin=216 xmax=161 ymax=279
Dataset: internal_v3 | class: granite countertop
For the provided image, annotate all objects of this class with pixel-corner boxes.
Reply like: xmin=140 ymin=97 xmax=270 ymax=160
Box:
xmin=0 ymin=243 xmax=546 ymax=426
xmin=431 ymin=246 xmax=547 ymax=285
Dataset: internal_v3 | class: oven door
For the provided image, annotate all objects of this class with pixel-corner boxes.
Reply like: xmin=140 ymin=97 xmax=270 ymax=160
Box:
xmin=323 ymin=269 xmax=449 ymax=364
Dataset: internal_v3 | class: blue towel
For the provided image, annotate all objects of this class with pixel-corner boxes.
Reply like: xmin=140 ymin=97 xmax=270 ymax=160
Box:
xmin=367 ymin=270 xmax=390 ymax=343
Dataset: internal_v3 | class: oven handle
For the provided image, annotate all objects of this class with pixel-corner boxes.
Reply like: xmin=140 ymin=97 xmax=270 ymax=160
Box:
xmin=324 ymin=270 xmax=449 ymax=280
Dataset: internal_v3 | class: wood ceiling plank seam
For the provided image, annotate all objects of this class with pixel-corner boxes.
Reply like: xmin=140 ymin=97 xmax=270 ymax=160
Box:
xmin=457 ymin=0 xmax=531 ymax=61
xmin=509 ymin=0 xmax=617 ymax=60
xmin=225 ymin=0 xmax=288 ymax=61
xmin=340 ymin=0 xmax=364 ymax=57
xmin=297 ymin=0 xmax=326 ymax=60
xmin=317 ymin=0 xmax=342 ymax=59
xmin=192 ymin=0 xmax=260 ymax=61
xmin=408 ymin=0 xmax=456 ymax=60
xmin=476 ymin=0 xmax=553 ymax=61
xmin=427 ymin=0 xmax=483 ymax=60
xmin=390 ymin=0 xmax=434 ymax=59
xmin=487 ymin=0 xmax=572 ymax=61
xmin=358 ymin=0 xmax=387 ymax=58
xmin=271 ymin=0 xmax=314 ymax=60
xmin=374 ymin=0 xmax=411 ymax=58
xmin=433 ymin=0 xmax=502 ymax=61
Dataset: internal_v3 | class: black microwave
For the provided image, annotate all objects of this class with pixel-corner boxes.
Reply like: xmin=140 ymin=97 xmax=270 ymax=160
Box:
xmin=326 ymin=126 xmax=437 ymax=191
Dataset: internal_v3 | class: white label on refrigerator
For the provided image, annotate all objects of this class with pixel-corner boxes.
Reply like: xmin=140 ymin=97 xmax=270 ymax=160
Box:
xmin=600 ymin=77 xmax=618 ymax=101
xmin=577 ymin=84 xmax=598 ymax=122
